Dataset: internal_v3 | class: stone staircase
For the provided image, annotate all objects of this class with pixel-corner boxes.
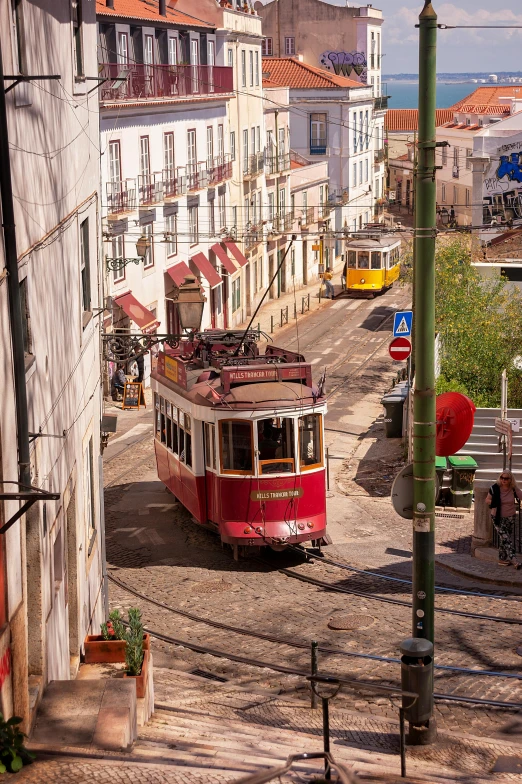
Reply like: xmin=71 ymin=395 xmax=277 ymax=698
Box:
xmin=458 ymin=408 xmax=522 ymax=485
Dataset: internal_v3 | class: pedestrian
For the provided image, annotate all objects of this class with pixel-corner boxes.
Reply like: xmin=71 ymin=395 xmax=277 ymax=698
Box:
xmin=486 ymin=470 xmax=522 ymax=568
xmin=111 ymin=365 xmax=127 ymax=401
xmin=323 ymin=266 xmax=334 ymax=299
xmin=341 ymin=257 xmax=348 ymax=291
xmin=133 ymin=348 xmax=144 ymax=383
xmin=449 ymin=205 xmax=456 ymax=226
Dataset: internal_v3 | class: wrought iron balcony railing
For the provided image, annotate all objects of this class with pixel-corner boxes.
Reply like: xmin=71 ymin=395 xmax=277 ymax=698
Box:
xmin=374 ymin=148 xmax=386 ymax=164
xmin=243 ymin=152 xmax=264 ymax=178
xmin=186 ymin=162 xmax=209 ymax=192
xmin=208 ymin=154 xmax=233 ymax=185
xmin=265 ymin=152 xmax=291 ymax=175
xmin=374 ymin=95 xmax=389 ymax=111
xmin=106 ymin=179 xmax=136 ymax=214
xmin=300 ymin=206 xmax=315 ymax=226
xmin=99 ymin=63 xmax=234 ymax=103
xmin=162 ymin=168 xmax=186 ymax=199
xmin=138 ymin=172 xmax=164 ymax=205
xmin=452 ymin=165 xmax=460 ymax=179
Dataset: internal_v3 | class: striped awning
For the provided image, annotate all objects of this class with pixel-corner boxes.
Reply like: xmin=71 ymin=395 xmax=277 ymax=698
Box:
xmin=166 ymin=261 xmax=192 ymax=287
xmin=113 ymin=292 xmax=158 ymax=330
xmin=210 ymin=242 xmax=238 ymax=275
xmin=190 ymin=252 xmax=222 ymax=289
xmin=224 ymin=241 xmax=248 ymax=267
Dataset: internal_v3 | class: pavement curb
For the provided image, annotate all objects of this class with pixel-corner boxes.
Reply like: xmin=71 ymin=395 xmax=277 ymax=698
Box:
xmin=435 ymin=555 xmax=522 ymax=589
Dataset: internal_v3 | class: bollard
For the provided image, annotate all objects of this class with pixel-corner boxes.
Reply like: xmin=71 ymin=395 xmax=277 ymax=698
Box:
xmin=294 ymin=302 xmax=297 ymax=320
xmin=270 ymin=315 xmax=274 ymax=333
xmin=400 ymin=638 xmax=436 ymax=745
xmin=285 ymin=305 xmax=288 ymax=323
xmin=257 ymin=322 xmax=260 ymax=335
xmin=311 ymin=641 xmax=318 ymax=709
xmin=399 ymin=706 xmax=406 ymax=778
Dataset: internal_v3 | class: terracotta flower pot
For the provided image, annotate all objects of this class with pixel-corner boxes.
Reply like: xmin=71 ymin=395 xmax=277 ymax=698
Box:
xmin=124 ymin=648 xmax=149 ymax=698
xmin=84 ymin=633 xmax=150 ymax=664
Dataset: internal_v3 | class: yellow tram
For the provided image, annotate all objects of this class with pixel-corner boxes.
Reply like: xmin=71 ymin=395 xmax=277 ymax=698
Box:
xmin=345 ymin=233 xmax=401 ymax=296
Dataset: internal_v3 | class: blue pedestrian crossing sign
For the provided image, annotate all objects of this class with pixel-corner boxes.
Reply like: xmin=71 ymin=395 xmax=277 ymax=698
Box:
xmin=393 ymin=310 xmax=413 ymax=338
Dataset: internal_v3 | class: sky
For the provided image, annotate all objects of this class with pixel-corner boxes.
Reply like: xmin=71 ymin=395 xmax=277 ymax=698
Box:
xmin=345 ymin=0 xmax=522 ymax=73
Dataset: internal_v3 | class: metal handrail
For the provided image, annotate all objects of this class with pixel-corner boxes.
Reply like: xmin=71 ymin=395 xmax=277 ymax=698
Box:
xmin=233 ymin=752 xmax=359 ymax=784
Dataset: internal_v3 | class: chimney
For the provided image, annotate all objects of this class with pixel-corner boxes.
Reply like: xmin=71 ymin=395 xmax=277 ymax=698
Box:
xmin=106 ymin=0 xmax=114 ymax=7
xmin=159 ymin=0 xmax=167 ymax=15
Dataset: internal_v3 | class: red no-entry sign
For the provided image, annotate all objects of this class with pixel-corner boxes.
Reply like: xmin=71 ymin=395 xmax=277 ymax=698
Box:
xmin=389 ymin=337 xmax=412 ymax=361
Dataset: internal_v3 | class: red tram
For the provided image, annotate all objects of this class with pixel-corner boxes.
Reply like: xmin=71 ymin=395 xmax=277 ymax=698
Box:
xmin=151 ymin=329 xmax=328 ymax=555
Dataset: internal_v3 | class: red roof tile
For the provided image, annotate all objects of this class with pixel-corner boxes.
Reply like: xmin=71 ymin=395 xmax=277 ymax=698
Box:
xmin=96 ymin=0 xmax=214 ymax=27
xmin=451 ymin=86 xmax=522 ymax=110
xmin=261 ymin=58 xmax=363 ymax=90
xmin=385 ymin=108 xmax=453 ymax=132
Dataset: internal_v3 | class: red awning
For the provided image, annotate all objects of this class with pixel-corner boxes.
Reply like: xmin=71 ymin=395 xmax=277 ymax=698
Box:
xmin=224 ymin=241 xmax=248 ymax=267
xmin=113 ymin=292 xmax=158 ymax=330
xmin=166 ymin=260 xmax=192 ymax=287
xmin=190 ymin=252 xmax=222 ymax=289
xmin=210 ymin=242 xmax=237 ymax=275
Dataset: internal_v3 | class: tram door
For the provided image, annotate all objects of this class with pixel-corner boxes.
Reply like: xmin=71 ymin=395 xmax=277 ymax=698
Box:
xmin=204 ymin=422 xmax=218 ymax=522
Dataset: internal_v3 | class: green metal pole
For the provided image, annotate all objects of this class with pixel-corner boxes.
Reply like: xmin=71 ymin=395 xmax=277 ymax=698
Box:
xmin=410 ymin=0 xmax=437 ymax=744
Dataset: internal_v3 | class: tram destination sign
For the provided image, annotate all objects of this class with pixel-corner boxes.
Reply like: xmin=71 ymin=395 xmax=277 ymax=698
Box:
xmin=157 ymin=352 xmax=187 ymax=389
xmin=250 ymin=488 xmax=304 ymax=501
xmin=222 ymin=363 xmax=312 ymax=393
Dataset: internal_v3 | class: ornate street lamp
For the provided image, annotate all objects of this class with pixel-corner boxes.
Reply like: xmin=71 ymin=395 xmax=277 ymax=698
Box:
xmin=173 ymin=275 xmax=206 ymax=332
xmin=105 ymin=232 xmax=151 ymax=271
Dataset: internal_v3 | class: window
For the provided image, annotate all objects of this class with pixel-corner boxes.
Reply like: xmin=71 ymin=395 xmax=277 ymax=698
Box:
xmin=365 ymin=158 xmax=369 ymax=182
xmin=257 ymin=417 xmax=295 ymax=474
xmin=170 ymin=406 xmax=178 ymax=455
xmin=140 ymin=136 xmax=150 ymax=177
xmin=347 ymin=250 xmax=356 ymax=268
xmin=204 ymin=423 xmax=216 ymax=470
xmin=466 ymin=148 xmax=472 ymax=170
xmin=256 ymin=126 xmax=261 ymax=154
xmin=299 ymin=414 xmax=322 ymax=471
xmin=220 ymin=420 xmax=253 ymax=474
xmin=465 ymin=189 xmax=470 ymax=207
xmin=165 ymin=214 xmax=177 ymax=256
xmin=284 ymin=36 xmax=295 ymax=55
xmin=190 ymin=38 xmax=199 ymax=91
xmin=358 ymin=251 xmax=369 ymax=269
xmin=441 ymin=183 xmax=446 ymax=203
xmin=249 ymin=50 xmax=254 ymax=86
xmin=108 ymin=141 xmax=121 ymax=182
xmin=365 ymin=110 xmax=369 ymax=149
xmin=80 ymin=218 xmax=91 ymax=313
xmin=251 ymin=127 xmax=256 ymax=159
xmin=352 ymin=162 xmax=357 ymax=187
xmin=291 ymin=247 xmax=295 ymax=277
xmin=219 ymin=193 xmax=226 ymax=229
xmin=242 ymin=129 xmax=249 ymax=172
xmin=359 ymin=160 xmax=363 ymax=185
xmin=142 ymin=223 xmax=154 ymax=269
xmin=241 ymin=49 xmax=246 ymax=87
xmin=217 ymin=124 xmax=224 ymax=161
xmin=228 ymin=48 xmax=233 ymax=68
xmin=441 ymin=146 xmax=447 ymax=166
xmin=319 ymin=185 xmax=324 ymax=211
xmin=244 ymin=197 xmax=249 ymax=227
xmin=310 ymin=113 xmax=327 ymax=154
xmin=453 ymin=185 xmax=458 ymax=204
xmin=188 ymin=205 xmax=199 ymax=244
xmin=20 ymin=277 xmax=32 ymax=356
xmin=302 ymin=191 xmax=307 ymax=211
xmin=353 ymin=112 xmax=357 ymax=152
xmin=11 ymin=0 xmax=26 ymax=74
xmin=371 ymin=251 xmax=381 ymax=270
xmin=112 ymin=235 xmax=125 ymax=284
xmin=268 ymin=192 xmax=275 ymax=221
xmin=262 ymin=38 xmax=273 ymax=57
xmin=168 ymin=36 xmax=177 ymax=65
xmin=278 ymin=126 xmax=285 ymax=156
xmin=279 ymin=187 xmax=285 ymax=217
xmin=209 ymin=198 xmax=216 ymax=236
xmin=206 ymin=126 xmax=214 ymax=169
xmin=117 ymin=32 xmax=128 ymax=64
xmin=164 ymin=132 xmax=174 ymax=173
xmin=232 ymin=276 xmax=241 ymax=312
xmin=290 ymin=194 xmax=295 ymax=219
xmin=255 ymin=51 xmax=260 ymax=86
xmin=453 ymin=147 xmax=458 ymax=167
xmin=72 ymin=0 xmax=84 ymax=77
xmin=230 ymin=131 xmax=236 ymax=161
xmin=180 ymin=413 xmax=192 ymax=468
xmin=187 ymin=129 xmax=197 ymax=167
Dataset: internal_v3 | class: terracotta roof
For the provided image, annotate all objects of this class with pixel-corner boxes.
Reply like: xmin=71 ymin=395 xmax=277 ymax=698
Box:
xmin=385 ymin=108 xmax=453 ymax=132
xmin=96 ymin=0 xmax=214 ymax=27
xmin=261 ymin=58 xmax=363 ymax=90
xmin=451 ymin=86 xmax=522 ymax=110
xmin=440 ymin=122 xmax=483 ymax=131
xmin=262 ymin=78 xmax=281 ymax=89
xmin=290 ymin=159 xmax=306 ymax=169
xmin=458 ymin=104 xmax=509 ymax=115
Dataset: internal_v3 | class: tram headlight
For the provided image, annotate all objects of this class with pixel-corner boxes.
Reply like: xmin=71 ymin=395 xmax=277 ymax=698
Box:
xmin=360 ymin=278 xmax=366 ymax=284
xmin=307 ymin=522 xmax=314 ymax=528
xmin=298 ymin=523 xmax=306 ymax=530
xmin=244 ymin=526 xmax=252 ymax=534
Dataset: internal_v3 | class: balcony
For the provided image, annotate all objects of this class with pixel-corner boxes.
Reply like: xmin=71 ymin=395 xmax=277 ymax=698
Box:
xmin=244 ymin=225 xmax=262 ymax=250
xmin=99 ymin=63 xmax=234 ymax=104
xmin=106 ymin=179 xmax=136 ymax=215
xmin=187 ymin=162 xmax=209 ymax=192
xmin=163 ymin=168 xmax=186 ymax=199
xmin=271 ymin=212 xmax=293 ymax=233
xmin=208 ymin=155 xmax=233 ymax=185
xmin=243 ymin=152 xmax=264 ymax=179
xmin=374 ymin=95 xmax=389 ymax=111
xmin=452 ymin=165 xmax=460 ymax=179
xmin=300 ymin=206 xmax=315 ymax=226
xmin=265 ymin=152 xmax=291 ymax=175
xmin=310 ymin=139 xmax=327 ymax=155
xmin=374 ymin=148 xmax=386 ymax=165
xmin=138 ymin=172 xmax=164 ymax=205
xmin=318 ymin=204 xmax=331 ymax=219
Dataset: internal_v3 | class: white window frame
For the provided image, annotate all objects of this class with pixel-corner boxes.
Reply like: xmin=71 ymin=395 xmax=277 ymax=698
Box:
xmin=165 ymin=214 xmax=177 ymax=256
xmin=284 ymin=36 xmax=295 ymax=55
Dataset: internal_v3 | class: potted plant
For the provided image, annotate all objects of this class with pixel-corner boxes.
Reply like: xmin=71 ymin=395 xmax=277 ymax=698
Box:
xmin=84 ymin=609 xmax=149 ymax=664
xmin=0 ymin=714 xmax=35 ymax=773
xmin=123 ymin=608 xmax=149 ymax=698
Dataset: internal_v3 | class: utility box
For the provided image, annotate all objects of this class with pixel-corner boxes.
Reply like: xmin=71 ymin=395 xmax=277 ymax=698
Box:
xmin=448 ymin=455 xmax=478 ymax=509
xmin=400 ymin=638 xmax=434 ymax=725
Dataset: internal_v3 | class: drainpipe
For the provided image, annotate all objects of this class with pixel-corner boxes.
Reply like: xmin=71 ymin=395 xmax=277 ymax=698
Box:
xmin=0 ymin=40 xmax=32 ymax=490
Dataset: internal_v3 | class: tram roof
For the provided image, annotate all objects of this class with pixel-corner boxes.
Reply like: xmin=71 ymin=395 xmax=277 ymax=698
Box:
xmin=346 ymin=234 xmax=401 ymax=249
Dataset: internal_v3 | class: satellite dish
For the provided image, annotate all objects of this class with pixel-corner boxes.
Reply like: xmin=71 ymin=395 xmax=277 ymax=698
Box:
xmin=391 ymin=464 xmax=440 ymax=520
xmin=436 ymin=392 xmax=476 ymax=457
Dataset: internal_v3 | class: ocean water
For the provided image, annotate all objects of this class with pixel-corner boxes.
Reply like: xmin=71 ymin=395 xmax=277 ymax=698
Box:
xmin=386 ymin=81 xmax=477 ymax=109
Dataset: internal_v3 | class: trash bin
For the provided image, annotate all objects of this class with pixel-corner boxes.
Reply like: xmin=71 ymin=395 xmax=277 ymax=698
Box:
xmin=435 ymin=456 xmax=447 ymax=505
xmin=400 ymin=638 xmax=434 ymax=725
xmin=448 ymin=455 xmax=478 ymax=509
xmin=381 ymin=390 xmax=406 ymax=438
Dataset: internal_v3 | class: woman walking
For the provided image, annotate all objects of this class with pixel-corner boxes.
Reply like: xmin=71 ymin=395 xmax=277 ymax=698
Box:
xmin=486 ymin=470 xmax=522 ymax=568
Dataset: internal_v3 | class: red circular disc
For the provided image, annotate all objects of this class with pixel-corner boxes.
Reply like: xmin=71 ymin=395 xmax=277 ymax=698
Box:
xmin=436 ymin=392 xmax=476 ymax=457
xmin=389 ymin=337 xmax=412 ymax=361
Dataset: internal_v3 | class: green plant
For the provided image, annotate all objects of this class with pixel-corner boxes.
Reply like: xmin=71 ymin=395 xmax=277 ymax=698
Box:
xmin=101 ymin=609 xmax=126 ymax=641
xmin=0 ymin=714 xmax=35 ymax=773
xmin=124 ymin=608 xmax=145 ymax=677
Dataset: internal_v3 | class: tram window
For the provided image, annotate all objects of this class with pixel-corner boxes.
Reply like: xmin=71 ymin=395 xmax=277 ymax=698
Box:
xmin=299 ymin=414 xmax=323 ymax=471
xmin=257 ymin=417 xmax=295 ymax=474
xmin=166 ymin=404 xmax=172 ymax=451
xmin=371 ymin=252 xmax=381 ymax=270
xmin=358 ymin=252 xmax=369 ymax=269
xmin=347 ymin=251 xmax=356 ymax=268
xmin=220 ymin=420 xmax=253 ymax=474
xmin=171 ymin=407 xmax=178 ymax=455
xmin=154 ymin=394 xmax=161 ymax=438
xmin=211 ymin=424 xmax=216 ymax=469
xmin=184 ymin=415 xmax=192 ymax=468
xmin=204 ymin=423 xmax=212 ymax=468
xmin=383 ymin=251 xmax=389 ymax=269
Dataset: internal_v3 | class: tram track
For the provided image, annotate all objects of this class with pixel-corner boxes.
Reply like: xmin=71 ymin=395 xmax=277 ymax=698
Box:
xmin=108 ymin=571 xmax=522 ymax=680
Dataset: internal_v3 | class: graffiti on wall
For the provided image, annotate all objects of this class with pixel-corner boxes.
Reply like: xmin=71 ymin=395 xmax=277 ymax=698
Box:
xmin=320 ymin=51 xmax=367 ymax=84
xmin=482 ymin=137 xmax=522 ymax=222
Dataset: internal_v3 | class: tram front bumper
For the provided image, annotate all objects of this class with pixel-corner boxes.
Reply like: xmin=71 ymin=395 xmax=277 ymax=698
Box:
xmin=220 ymin=514 xmax=326 ymax=546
